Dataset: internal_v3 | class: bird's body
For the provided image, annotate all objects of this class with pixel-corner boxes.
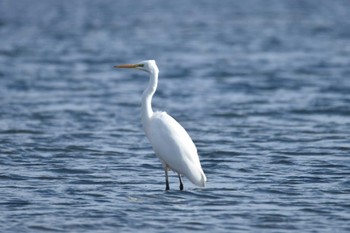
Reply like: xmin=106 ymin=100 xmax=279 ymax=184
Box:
xmin=115 ymin=60 xmax=206 ymax=190
xmin=146 ymin=111 xmax=206 ymax=187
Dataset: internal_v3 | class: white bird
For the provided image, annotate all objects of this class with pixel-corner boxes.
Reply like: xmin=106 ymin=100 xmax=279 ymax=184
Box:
xmin=114 ymin=60 xmax=206 ymax=190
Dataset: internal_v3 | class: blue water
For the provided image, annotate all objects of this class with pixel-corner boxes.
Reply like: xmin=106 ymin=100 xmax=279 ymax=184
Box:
xmin=1 ymin=0 xmax=350 ymax=232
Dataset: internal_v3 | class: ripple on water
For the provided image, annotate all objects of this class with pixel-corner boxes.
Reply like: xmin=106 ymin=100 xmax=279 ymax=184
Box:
xmin=1 ymin=0 xmax=350 ymax=232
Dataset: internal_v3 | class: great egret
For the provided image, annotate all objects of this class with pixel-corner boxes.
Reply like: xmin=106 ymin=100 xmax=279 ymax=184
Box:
xmin=114 ymin=60 xmax=207 ymax=190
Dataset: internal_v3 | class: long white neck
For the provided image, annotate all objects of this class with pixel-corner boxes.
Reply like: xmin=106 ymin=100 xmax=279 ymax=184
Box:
xmin=141 ymin=70 xmax=158 ymax=133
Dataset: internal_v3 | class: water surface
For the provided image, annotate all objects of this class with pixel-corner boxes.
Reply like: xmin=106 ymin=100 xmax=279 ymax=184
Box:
xmin=1 ymin=0 xmax=350 ymax=232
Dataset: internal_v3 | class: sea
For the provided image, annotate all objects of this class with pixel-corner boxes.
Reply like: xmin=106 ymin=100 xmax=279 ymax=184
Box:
xmin=0 ymin=0 xmax=349 ymax=232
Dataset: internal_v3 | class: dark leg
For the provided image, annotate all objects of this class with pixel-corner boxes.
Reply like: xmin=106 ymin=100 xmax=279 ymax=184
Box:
xmin=165 ymin=169 xmax=170 ymax=191
xmin=178 ymin=174 xmax=184 ymax=191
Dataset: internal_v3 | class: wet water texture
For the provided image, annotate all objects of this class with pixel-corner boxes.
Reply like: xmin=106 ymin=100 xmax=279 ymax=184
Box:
xmin=1 ymin=0 xmax=350 ymax=232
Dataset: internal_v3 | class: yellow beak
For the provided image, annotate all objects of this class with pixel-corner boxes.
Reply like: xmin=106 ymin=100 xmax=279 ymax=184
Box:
xmin=114 ymin=64 xmax=140 ymax=68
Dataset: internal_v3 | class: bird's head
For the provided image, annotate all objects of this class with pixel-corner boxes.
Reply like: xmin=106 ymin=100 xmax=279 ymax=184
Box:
xmin=114 ymin=60 xmax=159 ymax=73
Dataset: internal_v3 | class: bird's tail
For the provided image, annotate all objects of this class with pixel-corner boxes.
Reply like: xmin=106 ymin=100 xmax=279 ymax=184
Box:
xmin=199 ymin=170 xmax=207 ymax=187
xmin=188 ymin=168 xmax=207 ymax=188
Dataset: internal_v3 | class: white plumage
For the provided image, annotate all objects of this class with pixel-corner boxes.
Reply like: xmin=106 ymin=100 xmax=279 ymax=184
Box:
xmin=115 ymin=60 xmax=206 ymax=190
xmin=148 ymin=111 xmax=206 ymax=187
